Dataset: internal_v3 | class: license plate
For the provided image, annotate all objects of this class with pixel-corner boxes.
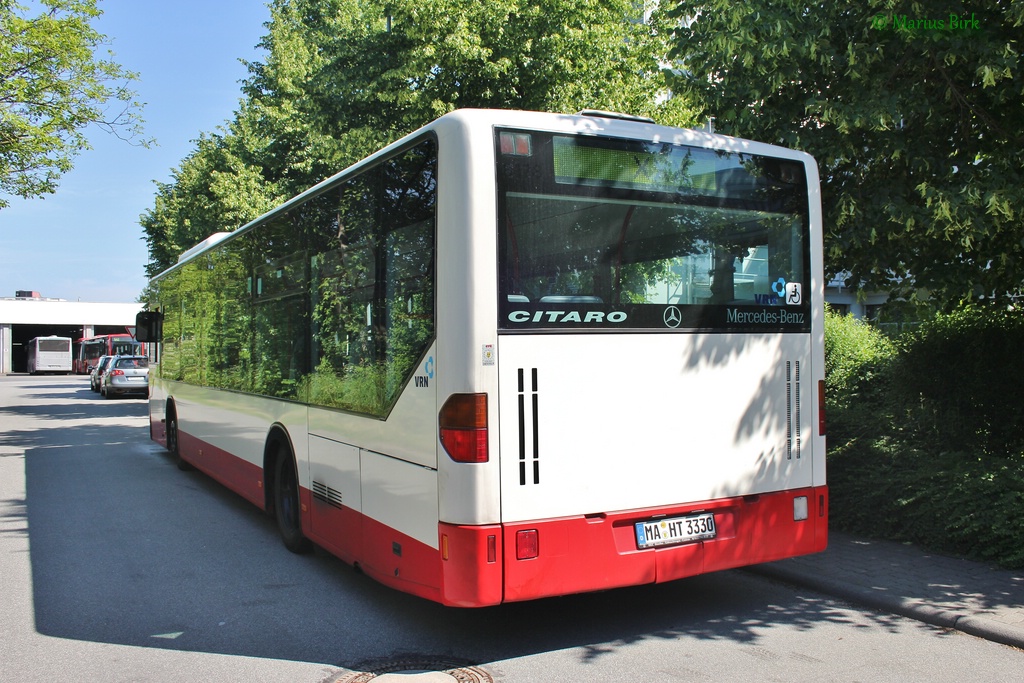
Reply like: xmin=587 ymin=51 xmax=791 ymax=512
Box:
xmin=126 ymin=376 xmax=145 ymax=382
xmin=635 ymin=512 xmax=716 ymax=549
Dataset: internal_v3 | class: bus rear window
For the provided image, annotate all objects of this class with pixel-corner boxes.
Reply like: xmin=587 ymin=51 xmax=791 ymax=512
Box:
xmin=496 ymin=130 xmax=811 ymax=332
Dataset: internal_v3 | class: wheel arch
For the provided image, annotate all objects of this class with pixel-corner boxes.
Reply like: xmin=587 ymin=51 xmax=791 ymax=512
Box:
xmin=164 ymin=396 xmax=193 ymax=471
xmin=262 ymin=423 xmax=296 ymax=516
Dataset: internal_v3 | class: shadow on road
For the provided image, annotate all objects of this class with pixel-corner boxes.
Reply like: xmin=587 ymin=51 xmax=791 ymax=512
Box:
xmin=4 ymin=376 xmax=914 ymax=671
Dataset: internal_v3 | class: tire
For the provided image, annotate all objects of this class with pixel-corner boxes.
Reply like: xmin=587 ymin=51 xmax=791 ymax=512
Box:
xmin=166 ymin=408 xmax=192 ymax=471
xmin=274 ymin=447 xmax=313 ymax=554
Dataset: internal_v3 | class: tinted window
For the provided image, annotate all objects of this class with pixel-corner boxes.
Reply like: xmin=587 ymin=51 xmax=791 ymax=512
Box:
xmin=307 ymin=138 xmax=437 ymax=415
xmin=39 ymin=339 xmax=69 ymax=352
xmin=497 ymin=130 xmax=811 ymax=332
xmin=154 ymin=136 xmax=437 ymax=416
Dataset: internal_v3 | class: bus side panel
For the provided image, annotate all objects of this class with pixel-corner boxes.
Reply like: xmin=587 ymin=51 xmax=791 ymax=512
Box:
xmin=307 ymin=435 xmax=363 ymax=564
xmin=358 ymin=449 xmax=441 ymax=594
xmin=305 ymin=348 xmax=439 ymax=470
xmin=177 ymin=429 xmax=265 ymax=508
xmin=166 ymin=382 xmax=308 ymax=510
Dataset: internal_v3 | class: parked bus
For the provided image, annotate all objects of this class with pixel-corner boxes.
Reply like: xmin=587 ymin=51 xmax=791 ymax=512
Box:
xmin=26 ymin=336 xmax=73 ymax=374
xmin=139 ymin=109 xmax=827 ymax=607
xmin=73 ymin=334 xmax=143 ymax=374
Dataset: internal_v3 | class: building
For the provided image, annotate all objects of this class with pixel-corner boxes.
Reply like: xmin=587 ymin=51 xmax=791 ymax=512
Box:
xmin=824 ymin=274 xmax=890 ymax=320
xmin=0 ymin=292 xmax=143 ymax=374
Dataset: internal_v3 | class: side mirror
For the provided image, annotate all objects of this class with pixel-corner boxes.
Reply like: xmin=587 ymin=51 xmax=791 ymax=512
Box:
xmin=135 ymin=310 xmax=163 ymax=343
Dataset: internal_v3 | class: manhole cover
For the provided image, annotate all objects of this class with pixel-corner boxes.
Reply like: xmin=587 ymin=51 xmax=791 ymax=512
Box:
xmin=329 ymin=656 xmax=494 ymax=683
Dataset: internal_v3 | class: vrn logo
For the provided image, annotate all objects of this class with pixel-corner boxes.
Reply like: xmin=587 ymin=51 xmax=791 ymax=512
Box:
xmin=415 ymin=356 xmax=435 ymax=388
xmin=755 ymin=277 xmax=789 ymax=305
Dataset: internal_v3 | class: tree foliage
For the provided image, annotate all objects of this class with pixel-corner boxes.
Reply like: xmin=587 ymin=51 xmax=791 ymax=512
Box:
xmin=141 ymin=0 xmax=694 ymax=275
xmin=0 ymin=0 xmax=147 ymax=208
xmin=663 ymin=0 xmax=1024 ymax=309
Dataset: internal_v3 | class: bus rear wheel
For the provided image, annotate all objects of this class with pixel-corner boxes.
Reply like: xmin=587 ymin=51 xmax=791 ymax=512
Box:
xmin=274 ymin=449 xmax=313 ymax=554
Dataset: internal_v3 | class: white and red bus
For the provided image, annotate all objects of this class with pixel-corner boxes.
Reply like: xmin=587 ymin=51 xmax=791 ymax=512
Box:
xmin=139 ymin=109 xmax=827 ymax=607
xmin=73 ymin=334 xmax=143 ymax=374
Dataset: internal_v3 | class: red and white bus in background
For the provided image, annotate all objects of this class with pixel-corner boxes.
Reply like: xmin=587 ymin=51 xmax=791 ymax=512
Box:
xmin=73 ymin=334 xmax=143 ymax=374
xmin=138 ymin=109 xmax=827 ymax=607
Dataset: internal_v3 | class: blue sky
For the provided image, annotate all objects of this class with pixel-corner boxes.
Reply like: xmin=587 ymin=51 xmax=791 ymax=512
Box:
xmin=0 ymin=0 xmax=271 ymax=302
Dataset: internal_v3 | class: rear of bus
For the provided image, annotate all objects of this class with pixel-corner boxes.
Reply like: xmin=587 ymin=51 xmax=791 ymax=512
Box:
xmin=28 ymin=336 xmax=73 ymax=374
xmin=437 ymin=111 xmax=826 ymax=605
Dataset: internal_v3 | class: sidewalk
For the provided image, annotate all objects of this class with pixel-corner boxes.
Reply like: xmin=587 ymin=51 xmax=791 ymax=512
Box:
xmin=751 ymin=531 xmax=1024 ymax=649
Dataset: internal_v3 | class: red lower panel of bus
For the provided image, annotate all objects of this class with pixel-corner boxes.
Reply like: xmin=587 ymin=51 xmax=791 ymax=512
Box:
xmin=361 ymin=488 xmax=827 ymax=607
xmin=304 ymin=488 xmax=445 ymax=604
xmin=306 ymin=491 xmax=826 ymax=608
xmin=497 ymin=488 xmax=828 ymax=605
xmin=176 ymin=429 xmax=267 ymax=510
xmin=163 ymin=425 xmax=827 ymax=607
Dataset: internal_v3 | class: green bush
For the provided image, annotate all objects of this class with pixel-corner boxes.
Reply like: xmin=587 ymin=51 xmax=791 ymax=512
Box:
xmin=888 ymin=450 xmax=1024 ymax=568
xmin=823 ymin=307 xmax=900 ymax=534
xmin=824 ymin=306 xmax=895 ymax=411
xmin=825 ymin=305 xmax=1024 ymax=568
xmin=892 ymin=307 xmax=1024 ymax=456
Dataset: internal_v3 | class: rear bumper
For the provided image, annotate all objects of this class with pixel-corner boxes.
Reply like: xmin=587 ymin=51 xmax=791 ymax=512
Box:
xmin=440 ymin=486 xmax=827 ymax=606
xmin=107 ymin=381 xmax=149 ymax=396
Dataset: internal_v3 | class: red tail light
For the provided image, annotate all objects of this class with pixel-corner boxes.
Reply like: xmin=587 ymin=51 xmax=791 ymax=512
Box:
xmin=439 ymin=393 xmax=488 ymax=463
xmin=111 ymin=369 xmax=125 ymax=376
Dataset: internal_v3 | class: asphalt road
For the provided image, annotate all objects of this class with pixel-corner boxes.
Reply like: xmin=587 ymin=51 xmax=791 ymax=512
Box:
xmin=2 ymin=375 xmax=1022 ymax=682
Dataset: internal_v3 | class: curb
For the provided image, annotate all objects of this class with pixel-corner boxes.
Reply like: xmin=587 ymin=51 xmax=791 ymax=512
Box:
xmin=748 ymin=563 xmax=1024 ymax=650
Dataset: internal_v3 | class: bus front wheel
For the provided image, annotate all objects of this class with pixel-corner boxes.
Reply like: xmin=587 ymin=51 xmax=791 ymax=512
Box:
xmin=166 ymin=404 xmax=192 ymax=471
xmin=273 ymin=449 xmax=313 ymax=554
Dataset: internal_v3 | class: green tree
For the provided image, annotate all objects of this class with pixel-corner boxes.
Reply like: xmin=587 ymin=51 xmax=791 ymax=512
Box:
xmin=241 ymin=0 xmax=696 ymax=199
xmin=140 ymin=128 xmax=281 ymax=278
xmin=0 ymin=0 xmax=147 ymax=209
xmin=663 ymin=0 xmax=1024 ymax=309
xmin=297 ymin=0 xmax=690 ymax=132
xmin=142 ymin=0 xmax=695 ymax=273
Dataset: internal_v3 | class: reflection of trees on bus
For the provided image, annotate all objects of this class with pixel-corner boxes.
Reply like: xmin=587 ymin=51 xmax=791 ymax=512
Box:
xmin=502 ymin=150 xmax=807 ymax=309
xmin=306 ymin=138 xmax=436 ymax=413
xmin=157 ymin=139 xmax=436 ymax=416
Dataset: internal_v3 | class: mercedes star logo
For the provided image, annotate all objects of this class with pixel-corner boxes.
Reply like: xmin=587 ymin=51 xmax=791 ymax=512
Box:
xmin=663 ymin=306 xmax=682 ymax=328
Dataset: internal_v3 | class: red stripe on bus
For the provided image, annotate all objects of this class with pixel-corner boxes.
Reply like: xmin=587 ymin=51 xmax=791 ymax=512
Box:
xmin=501 ymin=488 xmax=828 ymax=604
xmin=177 ymin=430 xmax=266 ymax=510
xmin=162 ymin=428 xmax=827 ymax=607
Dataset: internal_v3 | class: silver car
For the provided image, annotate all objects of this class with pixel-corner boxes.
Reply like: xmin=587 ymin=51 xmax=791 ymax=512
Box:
xmin=90 ymin=355 xmax=114 ymax=392
xmin=102 ymin=355 xmax=150 ymax=399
